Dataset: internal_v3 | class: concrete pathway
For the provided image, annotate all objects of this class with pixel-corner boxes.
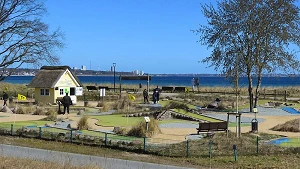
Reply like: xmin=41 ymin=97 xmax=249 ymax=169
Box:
xmin=0 ymin=144 xmax=194 ymax=169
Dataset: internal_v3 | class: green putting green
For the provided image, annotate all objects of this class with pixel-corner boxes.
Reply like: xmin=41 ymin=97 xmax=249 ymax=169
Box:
xmin=92 ymin=114 xmax=144 ymax=127
xmin=280 ymin=138 xmax=300 ymax=147
xmin=0 ymin=120 xmax=50 ymax=128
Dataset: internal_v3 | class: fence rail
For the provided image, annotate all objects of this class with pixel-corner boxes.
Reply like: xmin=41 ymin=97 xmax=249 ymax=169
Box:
xmin=1 ymin=124 xmax=299 ymax=158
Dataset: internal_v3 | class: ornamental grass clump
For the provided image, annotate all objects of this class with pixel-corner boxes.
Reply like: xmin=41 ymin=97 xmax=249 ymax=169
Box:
xmin=44 ymin=109 xmax=57 ymax=121
xmin=127 ymin=118 xmax=160 ymax=137
xmin=271 ymin=118 xmax=300 ymax=132
xmin=77 ymin=116 xmax=90 ymax=130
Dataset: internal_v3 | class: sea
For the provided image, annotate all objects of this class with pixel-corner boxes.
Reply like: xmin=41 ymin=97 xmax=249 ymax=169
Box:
xmin=2 ymin=75 xmax=300 ymax=87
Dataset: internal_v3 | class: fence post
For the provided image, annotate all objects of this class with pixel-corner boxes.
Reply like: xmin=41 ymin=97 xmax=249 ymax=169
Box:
xmin=284 ymin=90 xmax=287 ymax=102
xmin=186 ymin=139 xmax=189 ymax=158
xmin=256 ymin=136 xmax=259 ymax=154
xmin=39 ymin=127 xmax=42 ymax=138
xmin=143 ymin=137 xmax=146 ymax=153
xmin=105 ymin=133 xmax=108 ymax=146
xmin=70 ymin=130 xmax=73 ymax=143
xmin=11 ymin=124 xmax=14 ymax=136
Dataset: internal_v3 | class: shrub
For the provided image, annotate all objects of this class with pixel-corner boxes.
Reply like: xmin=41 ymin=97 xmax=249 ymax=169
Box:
xmin=271 ymin=118 xmax=300 ymax=132
xmin=113 ymin=127 xmax=127 ymax=135
xmin=127 ymin=118 xmax=160 ymax=137
xmin=44 ymin=109 xmax=57 ymax=121
xmin=77 ymin=116 xmax=90 ymax=130
xmin=15 ymin=107 xmax=25 ymax=114
xmin=33 ymin=107 xmax=43 ymax=115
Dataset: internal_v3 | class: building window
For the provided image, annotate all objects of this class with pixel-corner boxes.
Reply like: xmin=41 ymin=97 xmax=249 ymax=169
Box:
xmin=45 ymin=89 xmax=49 ymax=95
xmin=60 ymin=89 xmax=64 ymax=95
xmin=40 ymin=89 xmax=44 ymax=95
xmin=40 ymin=88 xmax=50 ymax=96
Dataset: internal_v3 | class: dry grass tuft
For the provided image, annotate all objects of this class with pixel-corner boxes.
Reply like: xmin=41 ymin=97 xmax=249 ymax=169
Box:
xmin=271 ymin=118 xmax=300 ymax=132
xmin=127 ymin=118 xmax=160 ymax=137
xmin=77 ymin=116 xmax=90 ymax=130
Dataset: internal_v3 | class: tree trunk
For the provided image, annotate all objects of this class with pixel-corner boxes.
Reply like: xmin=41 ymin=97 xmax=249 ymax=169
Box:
xmin=254 ymin=71 xmax=262 ymax=108
xmin=247 ymin=74 xmax=253 ymax=112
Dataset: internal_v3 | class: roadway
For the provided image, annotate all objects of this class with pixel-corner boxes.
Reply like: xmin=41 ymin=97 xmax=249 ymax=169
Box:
xmin=0 ymin=144 xmax=194 ymax=169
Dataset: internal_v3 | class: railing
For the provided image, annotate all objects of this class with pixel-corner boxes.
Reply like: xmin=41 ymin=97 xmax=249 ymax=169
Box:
xmin=0 ymin=124 xmax=299 ymax=158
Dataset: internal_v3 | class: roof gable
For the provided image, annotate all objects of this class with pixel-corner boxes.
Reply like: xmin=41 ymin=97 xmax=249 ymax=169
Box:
xmin=54 ymin=69 xmax=80 ymax=87
xmin=28 ymin=66 xmax=82 ymax=88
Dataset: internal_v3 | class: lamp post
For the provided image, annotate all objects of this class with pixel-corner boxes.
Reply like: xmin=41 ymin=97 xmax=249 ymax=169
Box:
xmin=113 ymin=63 xmax=116 ymax=92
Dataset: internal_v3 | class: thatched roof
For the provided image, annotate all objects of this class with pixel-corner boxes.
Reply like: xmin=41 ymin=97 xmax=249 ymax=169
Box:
xmin=28 ymin=66 xmax=82 ymax=88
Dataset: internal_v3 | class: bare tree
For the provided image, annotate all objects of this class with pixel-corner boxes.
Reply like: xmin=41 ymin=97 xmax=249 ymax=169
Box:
xmin=194 ymin=0 xmax=300 ymax=112
xmin=0 ymin=0 xmax=64 ymax=80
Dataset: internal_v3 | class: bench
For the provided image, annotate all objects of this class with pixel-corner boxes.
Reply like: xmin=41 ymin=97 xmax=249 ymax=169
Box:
xmin=86 ymin=86 xmax=98 ymax=91
xmin=174 ymin=87 xmax=186 ymax=93
xmin=161 ymin=86 xmax=174 ymax=92
xmin=196 ymin=121 xmax=228 ymax=134
xmin=98 ymin=86 xmax=110 ymax=90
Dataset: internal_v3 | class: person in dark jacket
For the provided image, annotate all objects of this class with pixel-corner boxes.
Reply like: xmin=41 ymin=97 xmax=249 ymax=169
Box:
xmin=2 ymin=91 xmax=8 ymax=106
xmin=143 ymin=89 xmax=149 ymax=104
xmin=152 ymin=90 xmax=157 ymax=104
xmin=62 ymin=93 xmax=72 ymax=115
xmin=155 ymin=86 xmax=160 ymax=103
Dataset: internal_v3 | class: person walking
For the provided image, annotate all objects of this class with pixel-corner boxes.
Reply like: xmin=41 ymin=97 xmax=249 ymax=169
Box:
xmin=155 ymin=86 xmax=160 ymax=103
xmin=143 ymin=89 xmax=149 ymax=104
xmin=152 ymin=90 xmax=157 ymax=104
xmin=62 ymin=93 xmax=72 ymax=115
xmin=2 ymin=91 xmax=8 ymax=106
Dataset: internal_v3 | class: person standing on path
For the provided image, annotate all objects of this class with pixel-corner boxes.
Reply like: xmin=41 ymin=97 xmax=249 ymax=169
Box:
xmin=3 ymin=91 xmax=8 ymax=106
xmin=62 ymin=93 xmax=72 ymax=115
xmin=143 ymin=89 xmax=149 ymax=104
xmin=155 ymin=86 xmax=160 ymax=103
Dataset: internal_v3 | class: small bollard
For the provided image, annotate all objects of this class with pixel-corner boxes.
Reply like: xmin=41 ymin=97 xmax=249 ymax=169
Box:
xmin=233 ymin=144 xmax=237 ymax=161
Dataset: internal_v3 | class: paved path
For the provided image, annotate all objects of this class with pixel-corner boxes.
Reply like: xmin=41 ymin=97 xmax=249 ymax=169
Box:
xmin=0 ymin=144 xmax=194 ymax=169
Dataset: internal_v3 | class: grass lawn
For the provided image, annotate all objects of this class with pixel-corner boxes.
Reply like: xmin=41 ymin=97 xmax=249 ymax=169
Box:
xmin=173 ymin=109 xmax=222 ymax=122
xmin=281 ymin=138 xmax=300 ymax=147
xmin=0 ymin=120 xmax=50 ymax=129
xmin=92 ymin=114 xmax=144 ymax=127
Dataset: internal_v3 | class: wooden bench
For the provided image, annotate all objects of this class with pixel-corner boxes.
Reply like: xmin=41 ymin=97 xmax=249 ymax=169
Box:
xmin=98 ymin=86 xmax=110 ymax=90
xmin=86 ymin=86 xmax=98 ymax=91
xmin=174 ymin=87 xmax=186 ymax=93
xmin=196 ymin=121 xmax=228 ymax=134
xmin=161 ymin=86 xmax=174 ymax=93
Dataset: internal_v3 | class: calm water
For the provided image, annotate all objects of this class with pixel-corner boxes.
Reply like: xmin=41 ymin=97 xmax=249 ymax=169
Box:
xmin=3 ymin=75 xmax=300 ymax=87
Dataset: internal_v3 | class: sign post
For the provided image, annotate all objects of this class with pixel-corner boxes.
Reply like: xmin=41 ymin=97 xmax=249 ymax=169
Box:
xmin=144 ymin=117 xmax=150 ymax=131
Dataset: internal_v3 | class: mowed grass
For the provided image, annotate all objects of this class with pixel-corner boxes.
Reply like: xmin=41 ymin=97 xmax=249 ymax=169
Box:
xmin=281 ymin=138 xmax=300 ymax=147
xmin=172 ymin=109 xmax=222 ymax=122
xmin=92 ymin=115 xmax=144 ymax=127
xmin=93 ymin=114 xmax=205 ymax=127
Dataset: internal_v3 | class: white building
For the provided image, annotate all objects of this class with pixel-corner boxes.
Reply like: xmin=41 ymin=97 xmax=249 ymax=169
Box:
xmin=133 ymin=70 xmax=139 ymax=75
xmin=140 ymin=71 xmax=144 ymax=75
xmin=81 ymin=65 xmax=86 ymax=71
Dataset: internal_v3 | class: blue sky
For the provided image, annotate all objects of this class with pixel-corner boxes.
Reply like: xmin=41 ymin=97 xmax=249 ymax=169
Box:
xmin=43 ymin=0 xmax=217 ymax=74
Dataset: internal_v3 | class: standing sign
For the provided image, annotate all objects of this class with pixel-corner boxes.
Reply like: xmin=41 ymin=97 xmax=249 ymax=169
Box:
xmin=100 ymin=88 xmax=106 ymax=97
xmin=76 ymin=87 xmax=83 ymax=96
